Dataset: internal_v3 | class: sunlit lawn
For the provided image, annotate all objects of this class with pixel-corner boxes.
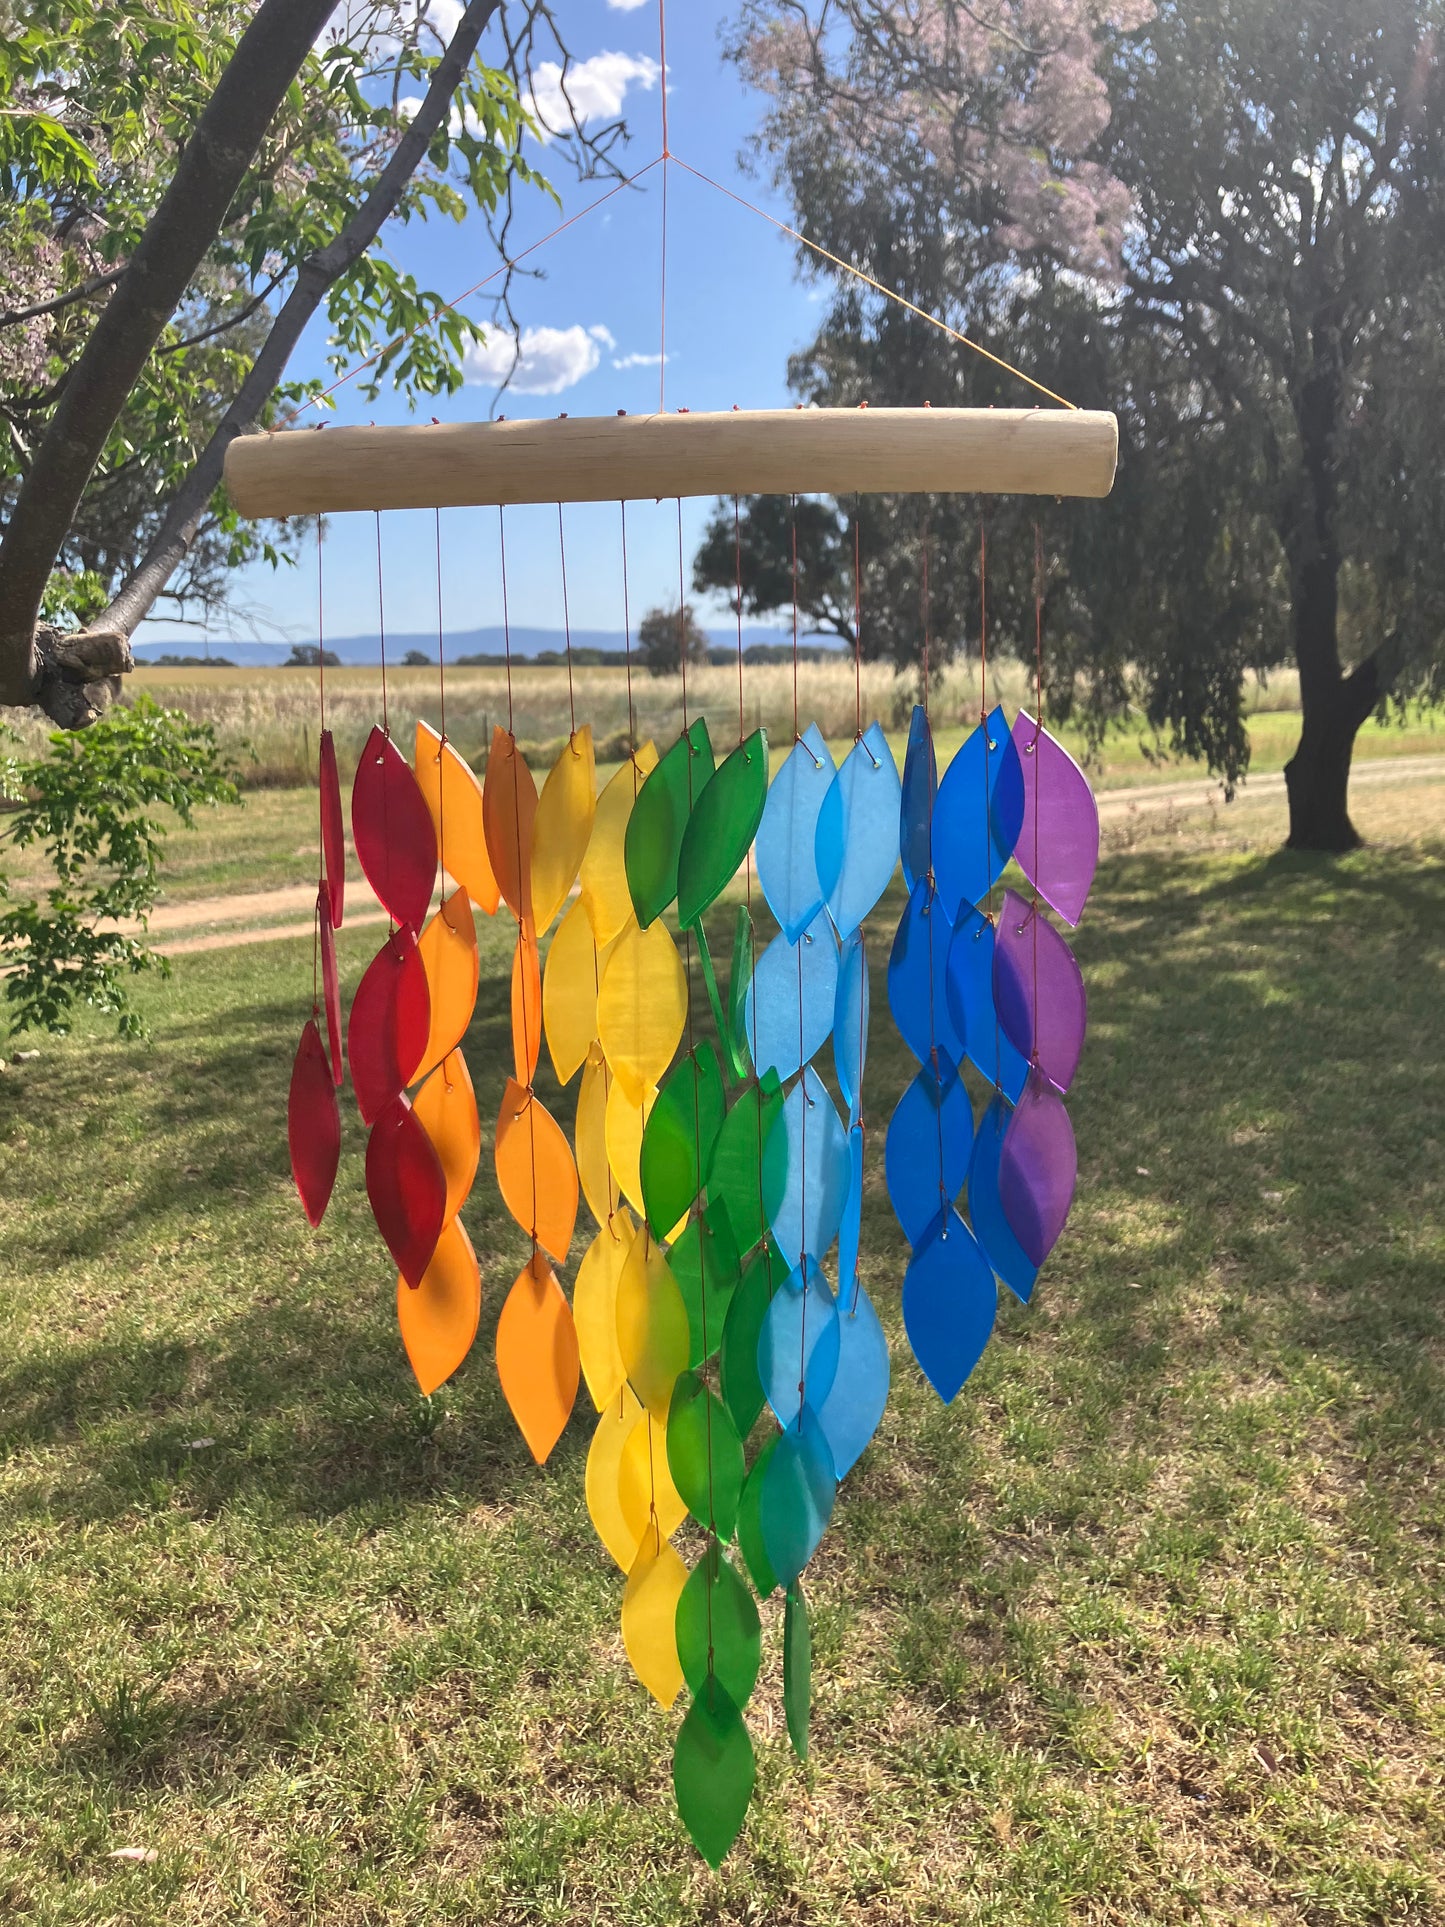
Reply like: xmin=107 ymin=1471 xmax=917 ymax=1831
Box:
xmin=0 ymin=777 xmax=1441 ymax=1923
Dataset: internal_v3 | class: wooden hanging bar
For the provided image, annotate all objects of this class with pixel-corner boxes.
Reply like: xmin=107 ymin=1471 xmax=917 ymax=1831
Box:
xmin=223 ymin=407 xmax=1117 ymax=517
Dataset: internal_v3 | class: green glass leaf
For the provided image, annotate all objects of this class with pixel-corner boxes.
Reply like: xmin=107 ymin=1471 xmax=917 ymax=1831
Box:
xmin=669 ymin=1197 xmax=743 ymax=1368
xmin=707 ymin=1071 xmax=785 ymax=1256
xmin=673 ymin=1679 xmax=755 ymax=1869
xmin=640 ymin=1040 xmax=726 ymax=1241
xmin=667 ymin=1370 xmax=746 ymax=1541
xmin=719 ymin=1236 xmax=787 ymax=1438
xmin=735 ymin=1429 xmax=780 ymax=1598
xmin=676 ymin=1541 xmax=762 ymax=1710
xmin=784 ymin=1582 xmax=812 ymax=1762
xmin=624 ymin=718 xmax=715 ymax=928
xmin=677 ymin=728 xmax=768 ymax=928
xmin=725 ymin=904 xmax=755 ymax=1083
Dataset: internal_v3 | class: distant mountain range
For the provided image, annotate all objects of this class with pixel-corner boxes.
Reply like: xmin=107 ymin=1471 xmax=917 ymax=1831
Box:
xmin=132 ymin=624 xmax=837 ymax=667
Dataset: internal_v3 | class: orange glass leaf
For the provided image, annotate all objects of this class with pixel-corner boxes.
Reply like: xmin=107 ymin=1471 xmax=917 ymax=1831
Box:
xmin=482 ymin=727 xmax=537 ymax=923
xmin=495 ymin=1250 xmax=580 ymax=1464
xmin=510 ymin=921 xmax=542 ymax=1087
xmin=576 ymin=1046 xmax=619 ymax=1227
xmin=595 ymin=919 xmax=687 ymax=1107
xmin=397 ymin=1216 xmax=482 ymax=1396
xmin=580 ymin=744 xmax=659 ymax=946
xmin=412 ymin=1049 xmax=481 ymax=1226
xmin=531 ymin=725 xmax=596 ymax=933
xmin=348 ymin=926 xmax=430 ymax=1125
xmin=495 ymin=1077 xmax=579 ymax=1262
xmin=603 ymin=1074 xmax=653 ymax=1221
xmin=414 ymin=887 xmax=478 ymax=1084
xmin=351 ymin=725 xmax=437 ymax=933
xmin=414 ymin=721 xmax=500 ymax=915
xmin=543 ymin=897 xmax=608 ymax=1087
xmin=574 ymin=1211 xmax=634 ymax=1411
xmin=622 ymin=1521 xmax=687 ymax=1708
xmin=615 ymin=1229 xmax=690 ymax=1420
xmin=288 ymin=1018 xmax=340 ymax=1227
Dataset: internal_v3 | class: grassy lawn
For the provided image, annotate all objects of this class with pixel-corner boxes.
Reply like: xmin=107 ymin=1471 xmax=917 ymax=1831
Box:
xmin=0 ymin=781 xmax=1441 ymax=1923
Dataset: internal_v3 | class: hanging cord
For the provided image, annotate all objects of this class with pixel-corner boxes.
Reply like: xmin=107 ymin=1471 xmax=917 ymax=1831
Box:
xmin=920 ymin=516 xmax=948 ymax=1231
xmin=313 ymin=521 xmax=324 ymax=1015
xmin=853 ymin=498 xmax=863 ymax=741
xmin=373 ymin=511 xmax=395 ymax=936
xmin=434 ymin=509 xmax=448 ymax=913
xmin=498 ymin=507 xmax=515 ymax=737
xmin=682 ymin=929 xmax=719 ymax=1672
xmin=734 ymin=495 xmax=746 ymax=744
xmin=981 ymin=518 xmax=1004 ymax=1091
xmin=676 ymin=498 xmax=691 ymax=777
xmin=498 ymin=503 xmax=539 ymax=1256
xmin=620 ymin=501 xmax=639 ymax=786
xmin=557 ymin=502 xmax=577 ymax=740
xmin=1030 ymin=523 xmax=1045 ymax=1074
xmin=790 ymin=495 xmax=800 ymax=742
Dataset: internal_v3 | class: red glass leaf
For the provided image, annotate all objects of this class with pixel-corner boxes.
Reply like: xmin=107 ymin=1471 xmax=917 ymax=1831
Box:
xmin=347 ymin=927 xmax=430 ymax=1124
xmin=351 ymin=725 xmax=437 ymax=933
xmin=288 ymin=1019 xmax=340 ymax=1228
xmin=317 ymin=888 xmax=342 ymax=1088
xmin=319 ymin=728 xmax=345 ymax=929
xmin=366 ymin=1094 xmax=446 ymax=1288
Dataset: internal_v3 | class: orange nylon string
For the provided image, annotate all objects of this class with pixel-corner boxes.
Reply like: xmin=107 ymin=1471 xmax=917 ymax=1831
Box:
xmin=558 ymin=502 xmax=576 ymax=739
xmin=620 ymin=501 xmax=638 ymax=778
xmin=498 ymin=507 xmax=514 ymax=736
xmin=790 ymin=495 xmax=800 ymax=741
xmin=853 ymin=498 xmax=863 ymax=740
xmin=734 ymin=495 xmax=746 ymax=744
xmin=434 ymin=506 xmax=447 ymax=901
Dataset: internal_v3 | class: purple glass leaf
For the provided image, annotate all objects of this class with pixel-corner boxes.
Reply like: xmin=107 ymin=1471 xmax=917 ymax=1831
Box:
xmin=1011 ymin=710 xmax=1099 ymax=927
xmin=900 ymin=704 xmax=936 ymax=895
xmin=758 ymin=1258 xmax=840 ymax=1429
xmin=901 ymin=1207 xmax=997 ymax=1402
xmin=931 ymin=706 xmax=1022 ymax=918
xmin=967 ymin=1094 xmax=1038 ymax=1305
xmin=814 ymin=723 xmax=901 ymax=938
xmin=991 ymin=889 xmax=1087 ymax=1094
xmin=754 ymin=724 xmax=835 ymax=942
xmin=998 ymin=1072 xmax=1077 ymax=1267
xmin=319 ymin=728 xmax=345 ymax=929
xmin=884 ymin=1063 xmax=974 ymax=1247
xmin=833 ymin=928 xmax=869 ymax=1126
xmin=351 ymin=725 xmax=438 ymax=934
xmin=887 ymin=876 xmax=962 ymax=1073
xmin=944 ymin=905 xmax=1029 ymax=1105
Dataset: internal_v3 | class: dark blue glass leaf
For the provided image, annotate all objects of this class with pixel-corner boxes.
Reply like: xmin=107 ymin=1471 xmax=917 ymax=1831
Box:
xmin=944 ymin=905 xmax=1029 ymax=1104
xmin=900 ymin=703 xmax=937 ymax=895
xmin=837 ymin=1119 xmax=863 ymax=1307
xmin=814 ymin=723 xmax=901 ymax=938
xmin=966 ymin=1094 xmax=1038 ymax=1304
xmin=758 ymin=1257 xmax=840 ymax=1429
xmin=816 ymin=1281 xmax=889 ymax=1479
xmin=931 ymin=706 xmax=1021 ymax=918
xmin=884 ymin=1062 xmax=974 ymax=1246
xmin=833 ymin=928 xmax=870 ymax=1127
xmin=742 ymin=909 xmax=839 ymax=1084
xmin=754 ymin=724 xmax=835 ymax=941
xmin=887 ymin=876 xmax=963 ymax=1073
xmin=761 ymin=1067 xmax=851 ymax=1272
xmin=759 ymin=1405 xmax=836 ymax=1589
xmin=902 ymin=1207 xmax=997 ymax=1402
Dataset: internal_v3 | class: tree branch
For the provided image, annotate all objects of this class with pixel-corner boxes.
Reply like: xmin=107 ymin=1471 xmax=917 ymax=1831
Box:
xmin=100 ymin=0 xmax=503 ymax=644
xmin=0 ymin=268 xmax=125 ymax=330
xmin=0 ymin=0 xmax=339 ymax=713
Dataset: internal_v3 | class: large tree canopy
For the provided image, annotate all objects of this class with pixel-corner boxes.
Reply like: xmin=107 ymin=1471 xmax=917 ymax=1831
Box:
xmin=702 ymin=0 xmax=1445 ymax=848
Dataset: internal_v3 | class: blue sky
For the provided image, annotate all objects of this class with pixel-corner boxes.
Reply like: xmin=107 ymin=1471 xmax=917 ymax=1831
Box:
xmin=140 ymin=3 xmax=827 ymax=650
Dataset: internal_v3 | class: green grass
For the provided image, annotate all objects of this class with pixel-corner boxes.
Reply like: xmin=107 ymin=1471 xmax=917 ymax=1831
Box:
xmin=0 ymin=786 xmax=1441 ymax=1923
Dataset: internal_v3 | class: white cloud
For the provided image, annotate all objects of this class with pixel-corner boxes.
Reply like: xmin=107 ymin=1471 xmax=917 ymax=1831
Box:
xmin=526 ymin=51 xmax=661 ymax=139
xmin=463 ymin=324 xmax=610 ymax=395
xmin=612 ymin=351 xmax=666 ymax=369
xmin=606 ymin=0 xmax=651 ymax=10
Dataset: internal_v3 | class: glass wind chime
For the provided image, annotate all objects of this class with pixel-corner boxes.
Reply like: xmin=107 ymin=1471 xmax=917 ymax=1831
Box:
xmin=252 ymin=399 xmax=1113 ymax=1868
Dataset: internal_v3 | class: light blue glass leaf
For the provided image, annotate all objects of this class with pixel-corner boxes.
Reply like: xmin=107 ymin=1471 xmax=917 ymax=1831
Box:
xmin=837 ymin=1119 xmax=863 ymax=1304
xmin=944 ymin=905 xmax=1029 ymax=1104
xmin=814 ymin=723 xmax=902 ymax=938
xmin=762 ymin=1067 xmax=850 ymax=1271
xmin=902 ymin=1207 xmax=998 ymax=1402
xmin=900 ymin=704 xmax=937 ymax=895
xmin=967 ymin=1094 xmax=1038 ymax=1304
xmin=884 ymin=1063 xmax=974 ymax=1246
xmin=816 ymin=1281 xmax=889 ymax=1479
xmin=887 ymin=876 xmax=963 ymax=1072
xmin=742 ymin=909 xmax=839 ymax=1085
xmin=833 ymin=928 xmax=870 ymax=1125
xmin=931 ymin=705 xmax=1022 ymax=918
xmin=759 ymin=1405 xmax=837 ymax=1589
xmin=758 ymin=1257 xmax=840 ymax=1429
xmin=754 ymin=724 xmax=835 ymax=942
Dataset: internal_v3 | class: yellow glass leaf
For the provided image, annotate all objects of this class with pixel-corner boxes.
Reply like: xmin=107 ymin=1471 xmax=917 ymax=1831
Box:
xmin=510 ymin=920 xmax=542 ymax=1087
xmin=412 ymin=1049 xmax=481 ymax=1226
xmin=531 ymin=725 xmax=596 ymax=934
xmin=580 ymin=743 xmax=659 ymax=945
xmin=415 ymin=722 xmax=500 ymax=916
xmin=615 ymin=1228 xmax=689 ymax=1420
xmin=595 ymin=918 xmax=687 ymax=1107
xmin=542 ymin=897 xmax=610 ymax=1088
xmin=413 ymin=887 xmax=479 ymax=1083
xmin=604 ymin=1073 xmax=653 ymax=1220
xmin=586 ymin=1381 xmax=646 ymax=1569
xmin=397 ymin=1217 xmax=481 ymax=1396
xmin=576 ymin=1045 xmax=619 ymax=1228
xmin=482 ymin=727 xmax=537 ymax=923
xmin=495 ymin=1077 xmax=579 ymax=1263
xmin=495 ymin=1250 xmax=579 ymax=1465
xmin=622 ymin=1520 xmax=687 ymax=1708
xmin=619 ymin=1404 xmax=688 ymax=1543
xmin=574 ymin=1209 xmax=634 ymax=1411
